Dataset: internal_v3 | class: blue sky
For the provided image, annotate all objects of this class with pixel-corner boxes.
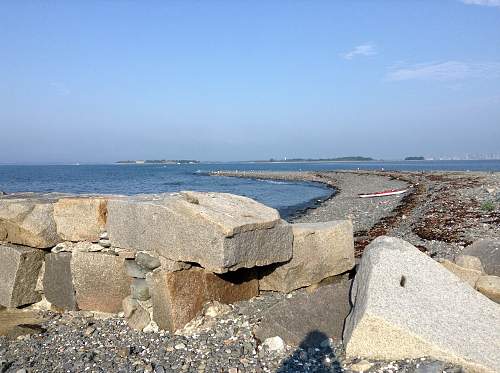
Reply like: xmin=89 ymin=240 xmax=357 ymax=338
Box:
xmin=1 ymin=0 xmax=499 ymax=163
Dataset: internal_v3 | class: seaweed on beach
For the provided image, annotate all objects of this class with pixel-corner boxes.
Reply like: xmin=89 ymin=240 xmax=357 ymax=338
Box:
xmin=353 ymin=175 xmax=425 ymax=257
xmin=353 ymin=172 xmax=490 ymax=256
xmin=412 ymin=176 xmax=487 ymax=246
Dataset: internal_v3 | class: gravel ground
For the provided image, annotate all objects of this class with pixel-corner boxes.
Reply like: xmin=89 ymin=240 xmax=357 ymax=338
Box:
xmin=2 ymin=169 xmax=498 ymax=373
xmin=289 ymin=172 xmax=408 ymax=232
xmin=0 ymin=297 xmax=462 ymax=373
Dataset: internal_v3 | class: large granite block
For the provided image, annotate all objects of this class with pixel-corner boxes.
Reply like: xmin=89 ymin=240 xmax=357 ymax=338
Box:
xmin=53 ymin=197 xmax=108 ymax=242
xmin=148 ymin=267 xmax=258 ymax=332
xmin=71 ymin=251 xmax=131 ymax=313
xmin=344 ymin=236 xmax=500 ymax=373
xmin=107 ymin=192 xmax=293 ymax=273
xmin=0 ymin=243 xmax=44 ymax=307
xmin=260 ymin=221 xmax=355 ymax=293
xmin=255 ymin=277 xmax=352 ymax=347
xmin=43 ymin=252 xmax=77 ymax=310
xmin=0 ymin=194 xmax=62 ymax=248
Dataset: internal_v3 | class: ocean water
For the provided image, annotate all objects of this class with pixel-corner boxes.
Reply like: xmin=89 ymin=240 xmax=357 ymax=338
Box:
xmin=0 ymin=163 xmax=333 ymax=218
xmin=0 ymin=160 xmax=498 ymax=218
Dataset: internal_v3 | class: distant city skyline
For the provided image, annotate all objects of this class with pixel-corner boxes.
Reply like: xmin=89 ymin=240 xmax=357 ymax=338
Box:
xmin=1 ymin=1 xmax=499 ymax=163
xmin=425 ymin=153 xmax=500 ymax=161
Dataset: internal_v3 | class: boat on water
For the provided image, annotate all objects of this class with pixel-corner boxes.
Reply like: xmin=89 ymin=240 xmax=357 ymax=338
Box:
xmin=358 ymin=187 xmax=409 ymax=198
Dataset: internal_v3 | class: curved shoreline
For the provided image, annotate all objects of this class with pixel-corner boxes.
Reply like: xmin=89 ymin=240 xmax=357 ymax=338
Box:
xmin=210 ymin=171 xmax=339 ymax=220
xmin=274 ymin=181 xmax=336 ymax=221
xmin=211 ymin=170 xmax=409 ymax=256
xmin=212 ymin=170 xmax=499 ymax=259
xmin=210 ymin=169 xmax=406 ymax=223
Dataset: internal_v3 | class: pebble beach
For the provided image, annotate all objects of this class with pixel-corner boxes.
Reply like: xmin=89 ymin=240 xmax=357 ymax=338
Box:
xmin=215 ymin=170 xmax=500 ymax=259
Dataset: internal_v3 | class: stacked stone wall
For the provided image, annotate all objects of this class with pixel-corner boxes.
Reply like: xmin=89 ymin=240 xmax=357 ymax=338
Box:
xmin=0 ymin=191 xmax=355 ymax=332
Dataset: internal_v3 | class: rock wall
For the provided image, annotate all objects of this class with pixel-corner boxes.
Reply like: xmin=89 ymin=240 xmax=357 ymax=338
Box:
xmin=0 ymin=191 xmax=353 ymax=332
xmin=2 ymin=191 xmax=499 ymax=370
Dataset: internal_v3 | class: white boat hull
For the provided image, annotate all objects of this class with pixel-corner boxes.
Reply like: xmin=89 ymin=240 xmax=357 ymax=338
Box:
xmin=358 ymin=189 xmax=408 ymax=198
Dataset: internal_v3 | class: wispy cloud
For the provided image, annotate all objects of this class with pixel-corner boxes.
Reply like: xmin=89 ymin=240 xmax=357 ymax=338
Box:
xmin=50 ymin=82 xmax=71 ymax=96
xmin=386 ymin=61 xmax=500 ymax=81
xmin=340 ymin=44 xmax=377 ymax=60
xmin=461 ymin=0 xmax=500 ymax=7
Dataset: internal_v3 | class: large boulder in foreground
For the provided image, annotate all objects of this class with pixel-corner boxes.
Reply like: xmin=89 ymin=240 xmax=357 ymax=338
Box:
xmin=107 ymin=192 xmax=293 ymax=273
xmin=344 ymin=236 xmax=500 ymax=373
xmin=0 ymin=243 xmax=44 ymax=307
xmin=71 ymin=250 xmax=131 ymax=313
xmin=53 ymin=197 xmax=108 ymax=242
xmin=259 ymin=221 xmax=354 ymax=293
xmin=462 ymin=239 xmax=500 ymax=276
xmin=0 ymin=193 xmax=62 ymax=248
xmin=255 ymin=276 xmax=352 ymax=347
xmin=148 ymin=267 xmax=258 ymax=332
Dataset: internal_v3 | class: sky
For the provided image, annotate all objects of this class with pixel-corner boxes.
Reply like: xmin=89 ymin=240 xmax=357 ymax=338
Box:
xmin=1 ymin=0 xmax=499 ymax=163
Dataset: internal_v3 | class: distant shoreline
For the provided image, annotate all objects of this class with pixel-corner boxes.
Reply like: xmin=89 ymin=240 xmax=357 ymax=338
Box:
xmin=1 ymin=159 xmax=500 ymax=167
xmin=116 ymin=159 xmax=200 ymax=164
xmin=239 ymin=160 xmax=378 ymax=164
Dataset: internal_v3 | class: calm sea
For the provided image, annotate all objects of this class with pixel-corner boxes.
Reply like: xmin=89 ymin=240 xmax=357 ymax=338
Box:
xmin=0 ymin=160 xmax=498 ymax=218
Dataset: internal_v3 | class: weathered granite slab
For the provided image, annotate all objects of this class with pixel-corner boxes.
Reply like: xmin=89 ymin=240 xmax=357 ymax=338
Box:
xmin=0 ymin=193 xmax=63 ymax=248
xmin=344 ymin=236 xmax=500 ymax=373
xmin=260 ymin=221 xmax=354 ymax=293
xmin=148 ymin=267 xmax=258 ymax=332
xmin=0 ymin=243 xmax=44 ymax=307
xmin=107 ymin=192 xmax=293 ymax=273
xmin=71 ymin=251 xmax=131 ymax=313
xmin=43 ymin=252 xmax=77 ymax=310
xmin=255 ymin=277 xmax=352 ymax=347
xmin=53 ymin=197 xmax=108 ymax=242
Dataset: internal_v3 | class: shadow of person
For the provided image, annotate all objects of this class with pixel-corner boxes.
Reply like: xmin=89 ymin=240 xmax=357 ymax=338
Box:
xmin=276 ymin=330 xmax=342 ymax=372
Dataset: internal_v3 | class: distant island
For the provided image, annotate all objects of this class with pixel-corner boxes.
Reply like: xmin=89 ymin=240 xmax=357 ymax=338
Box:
xmin=254 ymin=156 xmax=374 ymax=163
xmin=404 ymin=156 xmax=425 ymax=161
xmin=116 ymin=160 xmax=200 ymax=164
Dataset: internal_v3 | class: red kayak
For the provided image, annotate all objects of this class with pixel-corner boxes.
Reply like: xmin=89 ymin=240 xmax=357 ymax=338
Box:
xmin=358 ymin=188 xmax=409 ymax=198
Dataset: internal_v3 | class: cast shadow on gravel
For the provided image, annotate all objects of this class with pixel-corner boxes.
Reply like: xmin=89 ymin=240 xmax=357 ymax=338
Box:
xmin=276 ymin=331 xmax=342 ymax=373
